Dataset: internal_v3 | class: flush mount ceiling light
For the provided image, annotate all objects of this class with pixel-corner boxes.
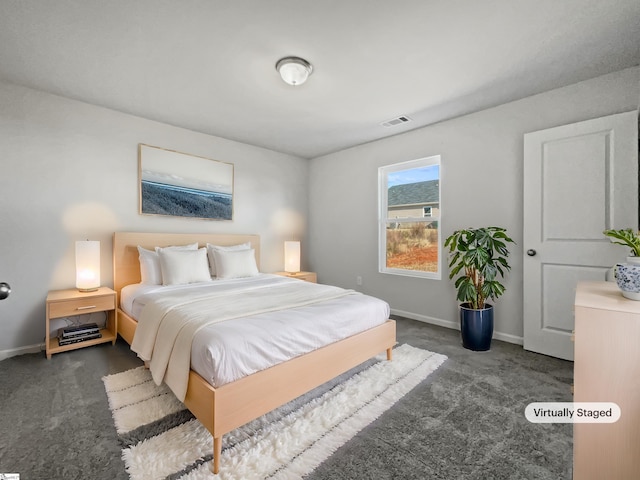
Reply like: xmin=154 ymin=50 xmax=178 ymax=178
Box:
xmin=275 ymin=56 xmax=313 ymax=86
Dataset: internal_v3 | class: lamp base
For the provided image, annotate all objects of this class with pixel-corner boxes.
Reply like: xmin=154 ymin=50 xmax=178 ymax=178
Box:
xmin=78 ymin=287 xmax=99 ymax=292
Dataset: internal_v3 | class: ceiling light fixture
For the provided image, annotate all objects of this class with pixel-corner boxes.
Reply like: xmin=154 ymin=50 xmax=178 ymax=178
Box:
xmin=276 ymin=56 xmax=313 ymax=86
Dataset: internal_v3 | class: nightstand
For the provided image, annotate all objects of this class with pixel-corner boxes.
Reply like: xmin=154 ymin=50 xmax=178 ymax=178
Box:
xmin=45 ymin=286 xmax=117 ymax=359
xmin=274 ymin=271 xmax=317 ymax=283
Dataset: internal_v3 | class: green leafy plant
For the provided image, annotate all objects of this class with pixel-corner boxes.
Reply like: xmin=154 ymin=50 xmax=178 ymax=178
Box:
xmin=603 ymin=228 xmax=640 ymax=257
xmin=444 ymin=227 xmax=515 ymax=309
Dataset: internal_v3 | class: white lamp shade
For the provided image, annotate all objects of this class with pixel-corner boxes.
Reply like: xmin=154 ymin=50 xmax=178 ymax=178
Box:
xmin=284 ymin=241 xmax=301 ymax=273
xmin=76 ymin=240 xmax=100 ymax=291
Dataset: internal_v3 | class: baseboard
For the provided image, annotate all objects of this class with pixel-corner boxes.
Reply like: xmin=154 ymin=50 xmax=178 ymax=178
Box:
xmin=391 ymin=309 xmax=459 ymax=331
xmin=390 ymin=308 xmax=524 ymax=346
xmin=0 ymin=342 xmax=44 ymax=361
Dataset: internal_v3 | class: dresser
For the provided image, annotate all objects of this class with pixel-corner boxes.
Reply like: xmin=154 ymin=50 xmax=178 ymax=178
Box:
xmin=573 ymin=281 xmax=640 ymax=479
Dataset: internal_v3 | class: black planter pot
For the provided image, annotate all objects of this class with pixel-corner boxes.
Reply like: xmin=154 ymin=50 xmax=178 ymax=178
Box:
xmin=459 ymin=303 xmax=494 ymax=351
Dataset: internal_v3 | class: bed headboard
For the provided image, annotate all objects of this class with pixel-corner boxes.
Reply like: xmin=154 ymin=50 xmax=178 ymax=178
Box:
xmin=113 ymin=231 xmax=260 ymax=295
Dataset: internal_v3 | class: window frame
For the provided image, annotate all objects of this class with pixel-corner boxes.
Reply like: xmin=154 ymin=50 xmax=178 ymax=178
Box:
xmin=378 ymin=155 xmax=441 ymax=280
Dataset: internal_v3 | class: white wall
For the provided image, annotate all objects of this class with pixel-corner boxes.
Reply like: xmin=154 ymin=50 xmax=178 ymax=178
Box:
xmin=0 ymin=81 xmax=308 ymax=356
xmin=308 ymin=67 xmax=640 ymax=343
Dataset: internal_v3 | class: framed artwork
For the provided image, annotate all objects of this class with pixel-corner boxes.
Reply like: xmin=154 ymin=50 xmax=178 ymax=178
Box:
xmin=139 ymin=144 xmax=234 ymax=220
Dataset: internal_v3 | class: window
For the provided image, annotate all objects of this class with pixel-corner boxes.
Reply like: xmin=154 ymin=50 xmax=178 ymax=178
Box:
xmin=378 ymin=155 xmax=441 ymax=279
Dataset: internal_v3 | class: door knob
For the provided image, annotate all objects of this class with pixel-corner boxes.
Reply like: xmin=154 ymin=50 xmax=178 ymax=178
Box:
xmin=0 ymin=282 xmax=10 ymax=300
xmin=526 ymin=249 xmax=537 ymax=257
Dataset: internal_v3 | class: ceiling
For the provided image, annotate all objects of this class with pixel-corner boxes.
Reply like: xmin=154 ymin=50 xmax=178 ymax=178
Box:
xmin=0 ymin=0 xmax=638 ymax=159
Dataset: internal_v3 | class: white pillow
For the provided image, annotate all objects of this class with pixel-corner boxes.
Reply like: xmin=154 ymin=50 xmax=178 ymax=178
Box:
xmin=213 ymin=248 xmax=259 ymax=279
xmin=137 ymin=243 xmax=198 ymax=285
xmin=206 ymin=242 xmax=251 ymax=277
xmin=154 ymin=242 xmax=198 ymax=254
xmin=158 ymin=248 xmax=211 ymax=286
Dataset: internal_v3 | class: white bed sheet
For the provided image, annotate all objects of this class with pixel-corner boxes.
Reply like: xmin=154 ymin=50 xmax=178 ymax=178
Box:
xmin=121 ymin=274 xmax=390 ymax=387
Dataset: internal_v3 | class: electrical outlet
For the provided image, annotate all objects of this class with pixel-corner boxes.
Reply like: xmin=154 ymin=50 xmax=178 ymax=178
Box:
xmin=356 ymin=276 xmax=363 ymax=286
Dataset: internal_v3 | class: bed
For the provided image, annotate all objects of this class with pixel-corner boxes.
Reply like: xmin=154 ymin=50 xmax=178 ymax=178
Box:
xmin=112 ymin=231 xmax=396 ymax=474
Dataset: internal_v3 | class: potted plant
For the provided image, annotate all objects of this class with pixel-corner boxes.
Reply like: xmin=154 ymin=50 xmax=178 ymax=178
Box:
xmin=603 ymin=228 xmax=640 ymax=300
xmin=444 ymin=226 xmax=515 ymax=351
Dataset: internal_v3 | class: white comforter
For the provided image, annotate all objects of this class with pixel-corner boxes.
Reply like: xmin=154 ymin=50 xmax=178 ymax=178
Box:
xmin=127 ymin=274 xmax=390 ymax=401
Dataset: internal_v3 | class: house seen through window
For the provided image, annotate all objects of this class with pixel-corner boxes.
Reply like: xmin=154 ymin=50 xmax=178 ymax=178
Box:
xmin=378 ymin=155 xmax=441 ymax=279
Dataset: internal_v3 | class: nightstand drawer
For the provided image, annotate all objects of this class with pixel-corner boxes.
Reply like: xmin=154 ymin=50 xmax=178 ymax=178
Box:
xmin=49 ymin=295 xmax=115 ymax=318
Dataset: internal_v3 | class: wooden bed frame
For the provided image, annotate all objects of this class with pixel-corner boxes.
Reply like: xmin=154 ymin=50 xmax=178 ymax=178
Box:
xmin=112 ymin=231 xmax=396 ymax=474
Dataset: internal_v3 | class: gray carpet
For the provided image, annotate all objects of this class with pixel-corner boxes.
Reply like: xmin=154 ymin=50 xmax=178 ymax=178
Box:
xmin=0 ymin=317 xmax=573 ymax=479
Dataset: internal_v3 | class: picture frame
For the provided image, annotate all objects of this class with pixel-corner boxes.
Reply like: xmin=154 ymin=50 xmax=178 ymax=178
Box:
xmin=138 ymin=144 xmax=234 ymax=220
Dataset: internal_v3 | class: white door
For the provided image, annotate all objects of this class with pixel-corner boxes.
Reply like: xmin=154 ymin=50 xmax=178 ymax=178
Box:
xmin=523 ymin=111 xmax=638 ymax=360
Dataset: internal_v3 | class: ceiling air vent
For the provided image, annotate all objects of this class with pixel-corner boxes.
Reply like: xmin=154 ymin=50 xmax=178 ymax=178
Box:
xmin=380 ymin=115 xmax=412 ymax=128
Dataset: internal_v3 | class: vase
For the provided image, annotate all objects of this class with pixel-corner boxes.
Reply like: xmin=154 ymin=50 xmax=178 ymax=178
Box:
xmin=614 ymin=256 xmax=640 ymax=300
xmin=459 ymin=303 xmax=493 ymax=351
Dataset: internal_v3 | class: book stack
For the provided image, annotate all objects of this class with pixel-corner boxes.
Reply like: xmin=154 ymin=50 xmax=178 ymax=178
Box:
xmin=58 ymin=323 xmax=101 ymax=346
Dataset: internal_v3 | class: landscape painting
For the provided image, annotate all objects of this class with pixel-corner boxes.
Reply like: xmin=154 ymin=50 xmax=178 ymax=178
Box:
xmin=139 ymin=144 xmax=233 ymax=220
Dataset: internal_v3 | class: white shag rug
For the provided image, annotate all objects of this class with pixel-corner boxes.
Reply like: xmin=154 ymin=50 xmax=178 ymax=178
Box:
xmin=103 ymin=344 xmax=447 ymax=480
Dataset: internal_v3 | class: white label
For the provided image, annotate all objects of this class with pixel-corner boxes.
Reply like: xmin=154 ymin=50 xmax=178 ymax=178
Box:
xmin=525 ymin=402 xmax=620 ymax=423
